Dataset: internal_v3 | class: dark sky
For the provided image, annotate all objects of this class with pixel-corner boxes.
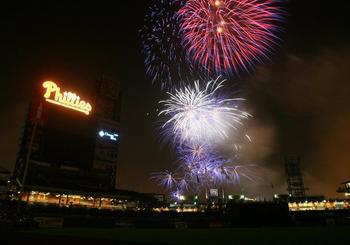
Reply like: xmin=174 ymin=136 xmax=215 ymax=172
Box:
xmin=0 ymin=0 xmax=349 ymax=198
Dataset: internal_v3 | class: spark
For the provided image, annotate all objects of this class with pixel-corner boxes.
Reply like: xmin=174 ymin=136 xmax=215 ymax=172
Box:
xmin=150 ymin=170 xmax=179 ymax=190
xmin=178 ymin=0 xmax=284 ymax=77
xmin=159 ymin=77 xmax=251 ymax=145
xmin=176 ymin=142 xmax=259 ymax=191
xmin=140 ymin=0 xmax=189 ymax=90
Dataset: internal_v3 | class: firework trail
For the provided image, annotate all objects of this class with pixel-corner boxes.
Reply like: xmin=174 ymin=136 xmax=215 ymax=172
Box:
xmin=179 ymin=0 xmax=283 ymax=77
xmin=140 ymin=0 xmax=189 ymax=90
xmin=141 ymin=1 xmax=277 ymax=196
xmin=150 ymin=170 xmax=179 ymax=190
xmin=158 ymin=77 xmax=251 ymax=145
xmin=151 ymin=142 xmax=259 ymax=195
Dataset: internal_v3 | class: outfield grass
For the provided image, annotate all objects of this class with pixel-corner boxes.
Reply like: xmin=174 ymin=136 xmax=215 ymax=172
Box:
xmin=24 ymin=227 xmax=350 ymax=245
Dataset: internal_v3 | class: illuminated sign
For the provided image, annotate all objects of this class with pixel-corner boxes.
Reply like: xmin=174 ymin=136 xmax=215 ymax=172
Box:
xmin=42 ymin=81 xmax=92 ymax=115
xmin=98 ymin=130 xmax=119 ymax=141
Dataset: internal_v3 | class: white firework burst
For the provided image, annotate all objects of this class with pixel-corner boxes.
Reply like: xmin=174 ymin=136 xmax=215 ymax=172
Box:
xmin=159 ymin=77 xmax=251 ymax=145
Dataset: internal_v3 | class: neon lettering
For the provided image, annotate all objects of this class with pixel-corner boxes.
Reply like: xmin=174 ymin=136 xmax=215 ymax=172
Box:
xmin=42 ymin=81 xmax=92 ymax=115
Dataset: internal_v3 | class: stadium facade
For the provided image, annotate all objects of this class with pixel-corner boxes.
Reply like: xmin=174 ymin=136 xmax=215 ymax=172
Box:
xmin=11 ymin=77 xmax=141 ymax=208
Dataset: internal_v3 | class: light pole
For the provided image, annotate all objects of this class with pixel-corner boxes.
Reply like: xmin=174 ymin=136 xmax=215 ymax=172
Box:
xmin=16 ymin=103 xmax=42 ymax=215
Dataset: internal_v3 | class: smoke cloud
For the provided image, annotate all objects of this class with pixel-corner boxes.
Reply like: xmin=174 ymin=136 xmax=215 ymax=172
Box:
xmin=240 ymin=47 xmax=350 ymax=198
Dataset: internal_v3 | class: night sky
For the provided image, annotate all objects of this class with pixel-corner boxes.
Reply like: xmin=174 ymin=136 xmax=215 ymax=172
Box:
xmin=0 ymin=0 xmax=349 ymax=198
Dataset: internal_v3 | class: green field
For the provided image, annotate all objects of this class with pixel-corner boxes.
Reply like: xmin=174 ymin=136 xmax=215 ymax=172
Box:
xmin=22 ymin=227 xmax=350 ymax=245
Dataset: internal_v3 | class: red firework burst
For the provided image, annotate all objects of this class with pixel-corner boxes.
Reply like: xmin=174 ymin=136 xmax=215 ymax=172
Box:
xmin=179 ymin=0 xmax=283 ymax=76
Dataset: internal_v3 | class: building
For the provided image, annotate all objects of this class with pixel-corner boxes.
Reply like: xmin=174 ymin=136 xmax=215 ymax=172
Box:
xmin=337 ymin=180 xmax=350 ymax=198
xmin=285 ymin=156 xmax=308 ymax=200
xmin=92 ymin=77 xmax=122 ymax=188
xmin=0 ymin=166 xmax=11 ymax=200
xmin=288 ymin=199 xmax=349 ymax=211
xmin=13 ymin=78 xmax=122 ymax=202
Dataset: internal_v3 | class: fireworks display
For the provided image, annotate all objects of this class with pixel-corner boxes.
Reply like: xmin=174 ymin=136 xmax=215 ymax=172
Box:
xmin=153 ymin=77 xmax=253 ymax=196
xmin=150 ymin=170 xmax=179 ymax=190
xmin=151 ymin=142 xmax=258 ymax=196
xmin=140 ymin=0 xmax=188 ymax=90
xmin=159 ymin=77 xmax=251 ymax=145
xmin=179 ymin=0 xmax=283 ymax=76
xmin=141 ymin=0 xmax=284 ymax=198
